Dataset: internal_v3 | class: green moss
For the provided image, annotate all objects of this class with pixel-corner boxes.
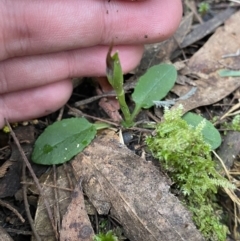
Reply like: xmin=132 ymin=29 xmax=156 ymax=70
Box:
xmin=2 ymin=125 xmax=10 ymax=133
xmin=198 ymin=2 xmax=210 ymax=16
xmin=221 ymin=114 xmax=240 ymax=133
xmin=94 ymin=230 xmax=118 ymax=241
xmin=232 ymin=115 xmax=240 ymax=131
xmin=146 ymin=107 xmax=233 ymax=241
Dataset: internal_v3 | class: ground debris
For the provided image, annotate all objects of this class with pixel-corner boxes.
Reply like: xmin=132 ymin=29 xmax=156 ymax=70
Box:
xmin=60 ymin=181 xmax=94 ymax=241
xmin=173 ymin=11 xmax=240 ymax=114
xmin=71 ymin=131 xmax=204 ymax=241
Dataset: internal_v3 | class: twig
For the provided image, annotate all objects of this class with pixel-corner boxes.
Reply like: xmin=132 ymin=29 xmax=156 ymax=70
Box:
xmin=212 ymin=150 xmax=240 ymax=240
xmin=55 ymin=105 xmax=67 ymax=232
xmin=185 ymin=0 xmax=203 ymax=24
xmin=147 ymin=111 xmax=161 ymax=123
xmin=172 ymin=35 xmax=187 ymax=61
xmin=63 ymin=163 xmax=74 ymax=190
xmin=5 ymin=119 xmax=58 ymax=240
xmin=74 ymin=78 xmax=136 ymax=107
xmin=220 ymin=102 xmax=240 ymax=120
xmin=222 ymin=49 xmax=240 ymax=58
xmin=74 ymin=93 xmax=118 ymax=107
xmin=56 ymin=106 xmax=65 ymax=121
xmin=67 ymin=104 xmax=119 ymax=127
xmin=22 ymin=162 xmax=41 ymax=241
xmin=20 ymin=181 xmax=73 ymax=192
xmin=0 ymin=199 xmax=25 ymax=223
xmin=129 ymin=126 xmax=152 ymax=133
xmin=4 ymin=228 xmax=32 ymax=235
xmin=213 ymin=151 xmax=240 ymax=206
xmin=53 ymin=165 xmax=61 ymax=232
xmin=217 ymin=60 xmax=240 ymax=70
xmin=95 ymin=211 xmax=99 ymax=234
xmin=212 ymin=151 xmax=231 ymax=180
xmin=233 ymin=201 xmax=238 ymax=240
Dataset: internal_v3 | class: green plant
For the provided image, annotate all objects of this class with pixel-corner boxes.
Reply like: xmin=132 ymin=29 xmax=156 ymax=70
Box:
xmin=106 ymin=46 xmax=177 ymax=127
xmin=94 ymin=230 xmax=118 ymax=241
xmin=32 ymin=46 xmax=222 ymax=166
xmin=221 ymin=114 xmax=240 ymax=133
xmin=198 ymin=2 xmax=210 ymax=16
xmin=232 ymin=114 xmax=240 ymax=131
xmin=146 ymin=106 xmax=234 ymax=241
xmin=218 ymin=69 xmax=240 ymax=77
xmin=182 ymin=112 xmax=221 ymax=149
xmin=32 ymin=49 xmax=177 ymax=165
xmin=30 ymin=46 xmax=233 ymax=239
xmin=32 ymin=118 xmax=97 ymax=165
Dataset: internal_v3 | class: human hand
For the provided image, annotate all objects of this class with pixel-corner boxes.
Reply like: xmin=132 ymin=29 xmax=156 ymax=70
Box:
xmin=0 ymin=0 xmax=182 ymax=127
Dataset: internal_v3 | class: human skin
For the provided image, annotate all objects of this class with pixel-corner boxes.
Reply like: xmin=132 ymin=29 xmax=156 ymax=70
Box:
xmin=0 ymin=0 xmax=182 ymax=127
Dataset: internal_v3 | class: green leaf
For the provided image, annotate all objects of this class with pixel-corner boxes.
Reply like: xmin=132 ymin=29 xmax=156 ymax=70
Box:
xmin=106 ymin=45 xmax=133 ymax=126
xmin=106 ymin=45 xmax=124 ymax=95
xmin=93 ymin=122 xmax=112 ymax=130
xmin=182 ymin=112 xmax=221 ymax=149
xmin=218 ymin=69 xmax=240 ymax=77
xmin=32 ymin=118 xmax=96 ymax=165
xmin=132 ymin=64 xmax=177 ymax=110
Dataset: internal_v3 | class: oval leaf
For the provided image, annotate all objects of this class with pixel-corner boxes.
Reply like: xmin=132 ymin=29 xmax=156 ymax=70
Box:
xmin=32 ymin=118 xmax=96 ymax=165
xmin=132 ymin=64 xmax=177 ymax=109
xmin=182 ymin=112 xmax=221 ymax=150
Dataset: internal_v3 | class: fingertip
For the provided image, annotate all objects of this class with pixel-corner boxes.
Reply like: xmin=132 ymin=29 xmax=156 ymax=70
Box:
xmin=117 ymin=45 xmax=144 ymax=73
xmin=0 ymin=80 xmax=73 ymax=127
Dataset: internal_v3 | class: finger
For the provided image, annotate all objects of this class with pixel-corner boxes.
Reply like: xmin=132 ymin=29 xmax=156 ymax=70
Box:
xmin=0 ymin=79 xmax=73 ymax=128
xmin=0 ymin=45 xmax=143 ymax=94
xmin=1 ymin=0 xmax=182 ymax=60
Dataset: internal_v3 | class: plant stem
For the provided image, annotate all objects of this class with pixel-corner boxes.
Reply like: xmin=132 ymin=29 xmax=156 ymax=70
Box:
xmin=117 ymin=90 xmax=133 ymax=127
xmin=129 ymin=105 xmax=141 ymax=124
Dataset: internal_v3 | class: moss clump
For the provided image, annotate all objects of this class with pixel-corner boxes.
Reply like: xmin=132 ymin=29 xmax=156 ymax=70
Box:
xmin=94 ymin=230 xmax=118 ymax=241
xmin=146 ymin=107 xmax=232 ymax=241
xmin=221 ymin=114 xmax=240 ymax=133
xmin=231 ymin=114 xmax=240 ymax=131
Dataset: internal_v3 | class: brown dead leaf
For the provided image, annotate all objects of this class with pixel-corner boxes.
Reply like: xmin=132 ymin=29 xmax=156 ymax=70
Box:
xmin=96 ymin=77 xmax=122 ymax=122
xmin=0 ymin=160 xmax=13 ymax=178
xmin=60 ymin=182 xmax=94 ymax=241
xmin=71 ymin=132 xmax=204 ymax=241
xmin=172 ymin=72 xmax=240 ymax=114
xmin=32 ymin=165 xmax=75 ymax=241
xmin=0 ymin=226 xmax=14 ymax=241
xmin=187 ymin=11 xmax=240 ymax=74
xmin=172 ymin=11 xmax=240 ymax=113
xmin=136 ymin=13 xmax=193 ymax=76
xmin=180 ymin=8 xmax=236 ymax=48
